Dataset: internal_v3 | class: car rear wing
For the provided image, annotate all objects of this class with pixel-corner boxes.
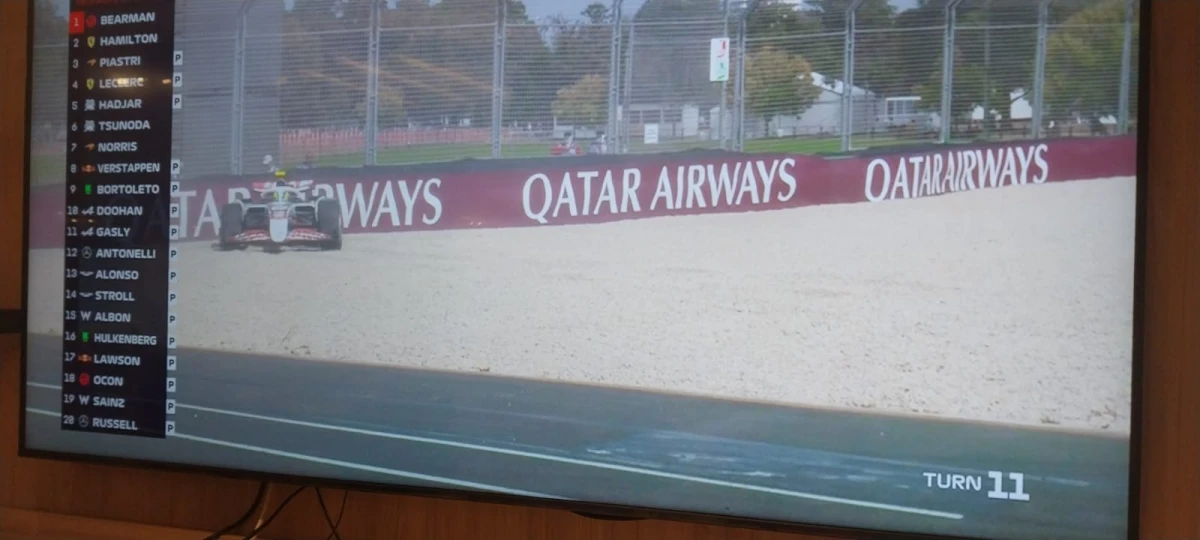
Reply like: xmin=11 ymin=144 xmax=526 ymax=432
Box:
xmin=251 ymin=180 xmax=314 ymax=193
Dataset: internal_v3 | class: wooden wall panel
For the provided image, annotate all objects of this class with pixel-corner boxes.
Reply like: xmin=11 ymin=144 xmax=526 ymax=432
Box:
xmin=3 ymin=0 xmax=1199 ymax=539
xmin=0 ymin=0 xmax=28 ymax=311
xmin=1137 ymin=0 xmax=1200 ymax=537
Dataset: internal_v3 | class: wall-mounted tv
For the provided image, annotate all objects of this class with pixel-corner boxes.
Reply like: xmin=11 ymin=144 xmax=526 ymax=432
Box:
xmin=20 ymin=0 xmax=1145 ymax=538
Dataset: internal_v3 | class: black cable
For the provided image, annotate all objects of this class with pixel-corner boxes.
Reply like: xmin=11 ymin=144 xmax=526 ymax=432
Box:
xmin=203 ymin=481 xmax=269 ymax=540
xmin=316 ymin=487 xmax=348 ymax=540
xmin=239 ymin=485 xmax=309 ymax=540
xmin=203 ymin=483 xmax=346 ymax=540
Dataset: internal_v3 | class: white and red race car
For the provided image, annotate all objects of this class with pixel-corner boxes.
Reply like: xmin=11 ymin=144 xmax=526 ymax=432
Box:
xmin=218 ymin=172 xmax=342 ymax=252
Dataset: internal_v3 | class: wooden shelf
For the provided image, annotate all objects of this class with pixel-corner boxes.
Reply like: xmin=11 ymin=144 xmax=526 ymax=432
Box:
xmin=0 ymin=508 xmax=263 ymax=540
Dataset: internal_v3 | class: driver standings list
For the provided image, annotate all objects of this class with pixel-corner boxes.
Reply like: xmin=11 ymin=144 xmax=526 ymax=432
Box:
xmin=61 ymin=0 xmax=179 ymax=438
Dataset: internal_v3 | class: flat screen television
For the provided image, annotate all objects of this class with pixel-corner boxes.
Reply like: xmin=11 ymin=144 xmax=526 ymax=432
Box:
xmin=19 ymin=0 xmax=1146 ymax=538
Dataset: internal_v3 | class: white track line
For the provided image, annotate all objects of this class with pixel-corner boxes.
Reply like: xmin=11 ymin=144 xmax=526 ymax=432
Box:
xmin=26 ymin=381 xmax=962 ymax=520
xmin=25 ymin=407 xmax=560 ymax=499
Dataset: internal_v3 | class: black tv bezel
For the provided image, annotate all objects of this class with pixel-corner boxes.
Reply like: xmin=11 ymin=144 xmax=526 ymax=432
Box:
xmin=13 ymin=1 xmax=1150 ymax=539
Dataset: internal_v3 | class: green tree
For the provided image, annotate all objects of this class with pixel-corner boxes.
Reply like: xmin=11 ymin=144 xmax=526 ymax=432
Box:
xmin=634 ymin=0 xmax=723 ymax=20
xmin=501 ymin=16 xmax=555 ymax=125
xmin=630 ymin=0 xmax=723 ymax=106
xmin=950 ymin=2 xmax=1037 ymax=110
xmin=582 ymin=2 xmax=612 ymax=24
xmin=741 ymin=47 xmax=822 ymax=134
xmin=546 ymin=12 xmax=611 ymax=79
xmin=911 ymin=0 xmax=1095 ymax=131
xmin=746 ymin=0 xmax=824 ymax=64
xmin=374 ymin=0 xmax=500 ymax=126
xmin=746 ymin=0 xmax=822 ymax=51
xmin=932 ymin=0 xmax=1092 ymax=112
xmin=1043 ymin=0 xmax=1137 ymax=122
xmin=882 ymin=4 xmax=945 ymax=97
xmin=799 ymin=0 xmax=895 ymax=91
xmin=552 ymin=74 xmax=609 ymax=127
xmin=915 ymin=52 xmax=989 ymax=133
xmin=277 ymin=0 xmax=369 ymax=129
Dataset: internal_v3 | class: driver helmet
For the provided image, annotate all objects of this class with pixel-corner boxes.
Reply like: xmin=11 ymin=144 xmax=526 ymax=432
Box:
xmin=270 ymin=169 xmax=289 ymax=201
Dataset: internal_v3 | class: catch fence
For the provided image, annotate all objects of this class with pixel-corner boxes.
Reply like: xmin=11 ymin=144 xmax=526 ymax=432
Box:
xmin=27 ymin=0 xmax=1138 ymax=181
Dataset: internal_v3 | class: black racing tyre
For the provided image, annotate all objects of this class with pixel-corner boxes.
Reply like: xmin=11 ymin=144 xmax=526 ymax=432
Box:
xmin=316 ymin=198 xmax=342 ymax=250
xmin=218 ymin=203 xmax=244 ymax=250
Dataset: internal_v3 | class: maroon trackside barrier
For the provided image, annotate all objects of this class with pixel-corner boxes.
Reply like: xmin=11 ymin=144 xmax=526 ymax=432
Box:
xmin=27 ymin=135 xmax=1135 ymax=249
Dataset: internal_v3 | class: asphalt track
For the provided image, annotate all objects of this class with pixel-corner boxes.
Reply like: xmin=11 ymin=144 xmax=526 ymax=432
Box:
xmin=21 ymin=334 xmax=1129 ymax=540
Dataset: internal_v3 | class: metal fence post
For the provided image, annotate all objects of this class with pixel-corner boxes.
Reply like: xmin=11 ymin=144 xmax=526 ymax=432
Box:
xmin=622 ymin=22 xmax=635 ymax=153
xmin=365 ymin=0 xmax=381 ymax=166
xmin=1117 ymin=0 xmax=1134 ymax=134
xmin=939 ymin=0 xmax=963 ymax=144
xmin=733 ymin=16 xmax=745 ymax=151
xmin=1030 ymin=0 xmax=1049 ymax=139
xmin=607 ymin=0 xmax=624 ymax=154
xmin=734 ymin=0 xmax=758 ymax=153
xmin=841 ymin=0 xmax=866 ymax=153
xmin=717 ymin=0 xmax=730 ymax=150
xmin=491 ymin=0 xmax=507 ymax=159
xmin=230 ymin=5 xmax=250 ymax=175
xmin=983 ymin=0 xmax=992 ymax=138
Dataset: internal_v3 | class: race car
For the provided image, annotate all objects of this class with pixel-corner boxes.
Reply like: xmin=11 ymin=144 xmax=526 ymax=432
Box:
xmin=218 ymin=170 xmax=342 ymax=252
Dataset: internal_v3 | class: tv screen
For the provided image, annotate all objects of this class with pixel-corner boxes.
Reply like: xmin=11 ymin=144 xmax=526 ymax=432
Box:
xmin=20 ymin=0 xmax=1143 ymax=538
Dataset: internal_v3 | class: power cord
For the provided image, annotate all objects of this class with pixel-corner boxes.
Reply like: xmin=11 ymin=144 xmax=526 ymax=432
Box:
xmin=239 ymin=485 xmax=309 ymax=540
xmin=204 ymin=483 xmax=348 ymax=540
xmin=203 ymin=481 xmax=269 ymax=540
xmin=316 ymin=487 xmax=348 ymax=540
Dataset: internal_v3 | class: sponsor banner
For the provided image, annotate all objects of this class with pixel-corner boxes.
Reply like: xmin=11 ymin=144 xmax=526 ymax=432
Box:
xmin=28 ymin=136 xmax=1135 ymax=248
